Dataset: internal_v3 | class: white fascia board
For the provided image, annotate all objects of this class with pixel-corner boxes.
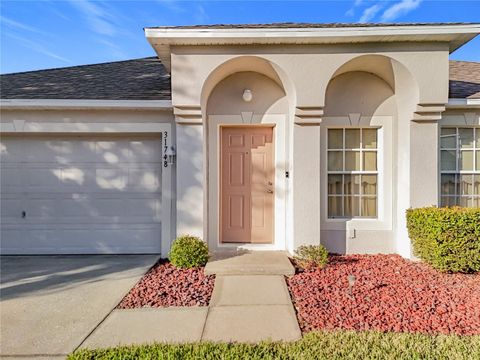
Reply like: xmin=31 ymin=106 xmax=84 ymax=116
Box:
xmin=447 ymin=98 xmax=480 ymax=108
xmin=0 ymin=99 xmax=173 ymax=110
xmin=145 ymin=24 xmax=480 ymax=48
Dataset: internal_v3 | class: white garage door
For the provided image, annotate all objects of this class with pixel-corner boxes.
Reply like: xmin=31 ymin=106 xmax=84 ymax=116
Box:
xmin=1 ymin=135 xmax=163 ymax=254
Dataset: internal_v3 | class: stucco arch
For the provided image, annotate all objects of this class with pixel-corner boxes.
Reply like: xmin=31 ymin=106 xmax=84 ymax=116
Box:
xmin=323 ymin=54 xmax=419 ymax=111
xmin=201 ymin=55 xmax=295 ymax=252
xmin=200 ymin=55 xmax=296 ymax=115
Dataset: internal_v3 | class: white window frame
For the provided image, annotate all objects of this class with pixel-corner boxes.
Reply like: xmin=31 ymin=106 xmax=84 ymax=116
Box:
xmin=326 ymin=128 xmax=378 ymax=219
xmin=439 ymin=126 xmax=480 ymax=207
xmin=320 ymin=116 xmax=393 ymax=232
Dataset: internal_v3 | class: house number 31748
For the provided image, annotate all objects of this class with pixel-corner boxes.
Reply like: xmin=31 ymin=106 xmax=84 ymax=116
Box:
xmin=163 ymin=131 xmax=168 ymax=168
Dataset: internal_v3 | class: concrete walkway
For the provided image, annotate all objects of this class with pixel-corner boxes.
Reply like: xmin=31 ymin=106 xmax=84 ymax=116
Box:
xmin=82 ymin=251 xmax=301 ymax=348
xmin=202 ymin=274 xmax=301 ymax=342
xmin=0 ymin=255 xmax=159 ymax=359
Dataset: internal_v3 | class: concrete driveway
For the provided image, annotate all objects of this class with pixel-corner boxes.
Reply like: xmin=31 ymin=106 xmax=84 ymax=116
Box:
xmin=0 ymin=255 xmax=158 ymax=359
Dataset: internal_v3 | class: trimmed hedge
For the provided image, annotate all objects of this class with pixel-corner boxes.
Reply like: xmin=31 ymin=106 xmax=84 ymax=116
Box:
xmin=406 ymin=206 xmax=480 ymax=273
xmin=168 ymin=235 xmax=209 ymax=268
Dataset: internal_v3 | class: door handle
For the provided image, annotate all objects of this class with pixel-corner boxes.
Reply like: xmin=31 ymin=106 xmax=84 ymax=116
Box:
xmin=266 ymin=189 xmax=274 ymax=194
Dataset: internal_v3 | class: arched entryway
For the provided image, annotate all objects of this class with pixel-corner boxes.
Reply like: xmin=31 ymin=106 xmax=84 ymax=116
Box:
xmin=201 ymin=56 xmax=294 ymax=251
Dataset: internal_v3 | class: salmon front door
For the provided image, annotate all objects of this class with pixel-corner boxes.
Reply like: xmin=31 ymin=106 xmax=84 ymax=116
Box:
xmin=220 ymin=126 xmax=275 ymax=244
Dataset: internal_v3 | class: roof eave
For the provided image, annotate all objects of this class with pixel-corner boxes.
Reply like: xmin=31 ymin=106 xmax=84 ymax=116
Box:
xmin=145 ymin=24 xmax=480 ymax=71
xmin=0 ymin=99 xmax=173 ymax=110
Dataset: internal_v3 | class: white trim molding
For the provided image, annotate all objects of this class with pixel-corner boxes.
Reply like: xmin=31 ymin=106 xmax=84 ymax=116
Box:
xmin=174 ymin=105 xmax=203 ymax=124
xmin=146 ymin=24 xmax=480 ymax=70
xmin=413 ymin=103 xmax=446 ymax=122
xmin=0 ymin=99 xmax=173 ymax=110
xmin=447 ymin=98 xmax=480 ymax=108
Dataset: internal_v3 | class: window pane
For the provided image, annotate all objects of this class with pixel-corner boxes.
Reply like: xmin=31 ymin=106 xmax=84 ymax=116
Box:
xmin=361 ymin=197 xmax=377 ymax=217
xmin=473 ymin=197 xmax=480 ymax=208
xmin=344 ymin=196 xmax=360 ymax=217
xmin=460 ymin=151 xmax=474 ymax=171
xmin=441 ymin=174 xmax=456 ymax=196
xmin=476 ymin=150 xmax=480 ymax=171
xmin=458 ymin=196 xmax=471 ymax=207
xmin=474 ymin=175 xmax=480 ymax=196
xmin=363 ymin=129 xmax=377 ymax=149
xmin=344 ymin=175 xmax=360 ymax=195
xmin=363 ymin=151 xmax=377 ymax=171
xmin=476 ymin=128 xmax=480 ymax=147
xmin=328 ymin=151 xmax=343 ymax=171
xmin=441 ymin=196 xmax=458 ymax=207
xmin=328 ymin=175 xmax=343 ymax=195
xmin=441 ymin=150 xmax=456 ymax=171
xmin=440 ymin=128 xmax=456 ymax=148
xmin=361 ymin=175 xmax=377 ymax=195
xmin=459 ymin=128 xmax=474 ymax=149
xmin=345 ymin=151 xmax=361 ymax=171
xmin=345 ymin=129 xmax=360 ymax=149
xmin=466 ymin=198 xmax=476 ymax=208
xmin=328 ymin=129 xmax=343 ymax=149
xmin=328 ymin=196 xmax=343 ymax=217
xmin=459 ymin=175 xmax=473 ymax=195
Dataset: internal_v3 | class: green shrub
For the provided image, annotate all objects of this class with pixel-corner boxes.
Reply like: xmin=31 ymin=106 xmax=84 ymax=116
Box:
xmin=294 ymin=244 xmax=329 ymax=269
xmin=406 ymin=206 xmax=480 ymax=273
xmin=168 ymin=235 xmax=209 ymax=268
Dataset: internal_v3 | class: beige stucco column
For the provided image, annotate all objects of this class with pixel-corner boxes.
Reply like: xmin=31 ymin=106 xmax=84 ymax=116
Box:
xmin=292 ymin=107 xmax=323 ymax=249
xmin=395 ymin=105 xmax=443 ymax=257
xmin=410 ymin=107 xmax=443 ymax=207
xmin=174 ymin=106 xmax=205 ymax=238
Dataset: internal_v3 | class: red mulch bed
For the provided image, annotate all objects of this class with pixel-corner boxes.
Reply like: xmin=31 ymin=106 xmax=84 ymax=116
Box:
xmin=286 ymin=254 xmax=480 ymax=335
xmin=118 ymin=260 xmax=215 ymax=308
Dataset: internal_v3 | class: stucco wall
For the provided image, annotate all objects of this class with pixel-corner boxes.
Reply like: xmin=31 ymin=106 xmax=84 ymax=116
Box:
xmin=171 ymin=43 xmax=448 ymax=108
xmin=169 ymin=42 xmax=450 ymax=257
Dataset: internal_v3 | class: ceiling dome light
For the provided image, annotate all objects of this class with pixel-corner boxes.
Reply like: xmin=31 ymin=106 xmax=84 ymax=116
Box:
xmin=242 ymin=89 xmax=253 ymax=102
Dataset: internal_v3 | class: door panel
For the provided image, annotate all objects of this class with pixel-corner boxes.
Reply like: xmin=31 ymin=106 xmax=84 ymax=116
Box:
xmin=221 ymin=127 xmax=274 ymax=244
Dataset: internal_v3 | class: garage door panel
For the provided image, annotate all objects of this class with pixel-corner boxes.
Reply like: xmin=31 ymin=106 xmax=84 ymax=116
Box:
xmin=95 ymin=168 xmax=127 ymax=190
xmin=0 ymin=139 xmax=26 ymax=162
xmin=0 ymin=136 xmax=163 ymax=254
xmin=1 ymin=227 xmax=161 ymax=254
xmin=95 ymin=140 xmax=132 ymax=163
xmin=130 ymin=140 xmax=162 ymax=161
xmin=129 ymin=168 xmax=161 ymax=192
xmin=1 ymin=199 xmax=22 ymax=218
xmin=0 ymin=166 xmax=20 ymax=185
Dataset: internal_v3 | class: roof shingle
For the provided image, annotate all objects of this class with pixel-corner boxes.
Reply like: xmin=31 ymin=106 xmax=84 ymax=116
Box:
xmin=147 ymin=22 xmax=474 ymax=30
xmin=449 ymin=60 xmax=480 ymax=99
xmin=1 ymin=57 xmax=478 ymax=100
xmin=0 ymin=57 xmax=170 ymax=100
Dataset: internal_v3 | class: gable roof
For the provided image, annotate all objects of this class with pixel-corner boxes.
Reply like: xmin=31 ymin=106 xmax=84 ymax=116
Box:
xmin=1 ymin=57 xmax=479 ymax=101
xmin=0 ymin=57 xmax=170 ymax=100
xmin=449 ymin=60 xmax=480 ymax=99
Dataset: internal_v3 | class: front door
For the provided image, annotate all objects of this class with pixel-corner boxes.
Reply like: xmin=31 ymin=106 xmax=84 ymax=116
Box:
xmin=220 ymin=126 xmax=275 ymax=244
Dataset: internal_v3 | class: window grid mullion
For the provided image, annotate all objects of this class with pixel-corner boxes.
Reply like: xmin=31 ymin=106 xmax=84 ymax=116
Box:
xmin=440 ymin=126 xmax=480 ymax=207
xmin=327 ymin=127 xmax=379 ymax=219
xmin=342 ymin=129 xmax=346 ymax=217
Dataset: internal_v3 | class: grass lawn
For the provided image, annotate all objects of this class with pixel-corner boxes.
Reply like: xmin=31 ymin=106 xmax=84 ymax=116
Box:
xmin=69 ymin=330 xmax=480 ymax=360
